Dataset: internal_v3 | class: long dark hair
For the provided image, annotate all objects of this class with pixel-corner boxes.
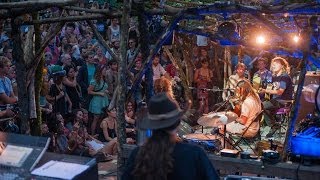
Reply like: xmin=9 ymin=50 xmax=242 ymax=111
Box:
xmin=94 ymin=64 xmax=106 ymax=84
xmin=131 ymin=120 xmax=180 ymax=180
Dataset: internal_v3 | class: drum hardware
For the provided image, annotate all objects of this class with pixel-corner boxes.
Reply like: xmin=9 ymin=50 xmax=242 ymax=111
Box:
xmin=220 ymin=149 xmax=239 ymax=158
xmin=182 ymin=133 xmax=221 ymax=152
xmin=197 ymin=110 xmax=238 ymax=149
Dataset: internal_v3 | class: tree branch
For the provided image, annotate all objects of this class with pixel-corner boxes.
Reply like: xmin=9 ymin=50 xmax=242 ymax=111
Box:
xmin=35 ymin=22 xmax=65 ymax=61
xmin=0 ymin=0 xmax=78 ymax=9
xmin=26 ymin=14 xmax=118 ymax=25
xmin=86 ymin=20 xmax=120 ymax=62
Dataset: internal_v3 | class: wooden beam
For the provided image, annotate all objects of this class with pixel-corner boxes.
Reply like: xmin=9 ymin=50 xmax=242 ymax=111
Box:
xmin=34 ymin=22 xmax=65 ymax=63
xmin=27 ymin=14 xmax=119 ymax=25
xmin=86 ymin=20 xmax=119 ymax=62
xmin=0 ymin=0 xmax=78 ymax=9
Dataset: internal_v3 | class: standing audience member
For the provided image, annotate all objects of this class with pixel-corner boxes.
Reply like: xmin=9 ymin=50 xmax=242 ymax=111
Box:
xmin=77 ymin=51 xmax=96 ymax=101
xmin=88 ymin=65 xmax=109 ymax=135
xmin=122 ymin=93 xmax=219 ymax=180
xmin=194 ymin=59 xmax=212 ymax=114
xmin=152 ymin=54 xmax=171 ymax=82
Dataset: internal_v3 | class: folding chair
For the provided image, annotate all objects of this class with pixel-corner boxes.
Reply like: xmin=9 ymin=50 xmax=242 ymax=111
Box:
xmin=231 ymin=110 xmax=264 ymax=155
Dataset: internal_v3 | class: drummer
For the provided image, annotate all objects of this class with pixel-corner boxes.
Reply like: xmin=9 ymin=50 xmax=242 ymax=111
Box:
xmin=224 ymin=79 xmax=262 ymax=138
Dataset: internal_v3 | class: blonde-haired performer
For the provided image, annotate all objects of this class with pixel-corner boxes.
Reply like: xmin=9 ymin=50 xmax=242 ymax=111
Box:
xmin=259 ymin=57 xmax=293 ymax=137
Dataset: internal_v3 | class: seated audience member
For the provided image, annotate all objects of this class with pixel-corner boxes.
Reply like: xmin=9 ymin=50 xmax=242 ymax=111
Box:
xmin=0 ymin=56 xmax=17 ymax=106
xmin=122 ymin=93 xmax=219 ymax=180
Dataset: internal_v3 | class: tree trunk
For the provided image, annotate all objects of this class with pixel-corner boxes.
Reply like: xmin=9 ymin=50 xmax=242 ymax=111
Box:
xmin=117 ymin=0 xmax=131 ymax=178
xmin=12 ymin=18 xmax=30 ymax=134
xmin=32 ymin=12 xmax=43 ymax=136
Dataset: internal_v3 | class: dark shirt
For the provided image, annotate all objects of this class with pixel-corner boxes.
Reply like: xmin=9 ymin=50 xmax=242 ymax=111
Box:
xmin=272 ymin=73 xmax=293 ymax=100
xmin=122 ymin=143 xmax=219 ymax=180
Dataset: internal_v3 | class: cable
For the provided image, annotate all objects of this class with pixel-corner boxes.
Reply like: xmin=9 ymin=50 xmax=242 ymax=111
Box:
xmin=296 ymin=157 xmax=302 ymax=180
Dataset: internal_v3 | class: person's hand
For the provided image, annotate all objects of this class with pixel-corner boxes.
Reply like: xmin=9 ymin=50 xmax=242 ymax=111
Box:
xmin=126 ymin=138 xmax=135 ymax=144
xmin=5 ymin=109 xmax=15 ymax=117
xmin=259 ymin=88 xmax=266 ymax=94
xmin=58 ymin=91 xmax=64 ymax=99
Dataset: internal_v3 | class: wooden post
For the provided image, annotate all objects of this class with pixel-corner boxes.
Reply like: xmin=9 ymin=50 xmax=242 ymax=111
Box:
xmin=12 ymin=17 xmax=30 ymax=134
xmin=137 ymin=3 xmax=152 ymax=102
xmin=116 ymin=0 xmax=131 ymax=178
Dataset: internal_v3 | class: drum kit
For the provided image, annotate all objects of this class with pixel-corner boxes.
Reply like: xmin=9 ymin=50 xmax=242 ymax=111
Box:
xmin=182 ymin=110 xmax=239 ymax=153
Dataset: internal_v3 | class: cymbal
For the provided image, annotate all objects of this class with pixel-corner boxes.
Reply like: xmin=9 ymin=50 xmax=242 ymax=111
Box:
xmin=197 ymin=111 xmax=238 ymax=127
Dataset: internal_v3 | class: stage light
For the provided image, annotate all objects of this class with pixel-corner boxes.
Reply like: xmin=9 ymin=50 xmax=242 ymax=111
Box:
xmin=293 ymin=35 xmax=300 ymax=43
xmin=256 ymin=35 xmax=266 ymax=45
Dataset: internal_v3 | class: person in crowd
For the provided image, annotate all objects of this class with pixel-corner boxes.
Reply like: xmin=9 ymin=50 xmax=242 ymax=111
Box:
xmin=47 ymin=65 xmax=72 ymax=117
xmin=224 ymin=79 xmax=262 ymax=138
xmin=259 ymin=57 xmax=293 ymax=137
xmin=77 ymin=51 xmax=96 ymax=101
xmin=94 ymin=46 xmax=107 ymax=65
xmin=194 ymin=58 xmax=213 ymax=114
xmin=88 ymin=64 xmax=109 ymax=135
xmin=107 ymin=18 xmax=120 ymax=41
xmin=45 ymin=38 xmax=60 ymax=64
xmin=63 ymin=22 xmax=78 ymax=46
xmin=127 ymin=38 xmax=138 ymax=64
xmin=130 ymin=58 xmax=144 ymax=105
xmin=2 ymin=46 xmax=13 ymax=64
xmin=152 ymin=54 xmax=171 ymax=82
xmin=122 ymin=93 xmax=219 ymax=180
xmin=7 ymin=65 xmax=17 ymax=97
xmin=223 ymin=63 xmax=250 ymax=100
xmin=63 ymin=65 xmax=81 ymax=110
xmin=105 ymin=39 xmax=120 ymax=61
xmin=40 ymin=122 xmax=57 ymax=152
xmin=60 ymin=53 xmax=72 ymax=68
xmin=154 ymin=76 xmax=174 ymax=99
xmin=0 ymin=56 xmax=17 ymax=106
xmin=105 ymin=60 xmax=118 ymax=100
xmin=252 ymin=58 xmax=272 ymax=100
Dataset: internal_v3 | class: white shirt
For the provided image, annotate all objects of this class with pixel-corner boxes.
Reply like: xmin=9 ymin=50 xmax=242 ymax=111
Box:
xmin=152 ymin=64 xmax=166 ymax=81
xmin=241 ymin=95 xmax=261 ymax=137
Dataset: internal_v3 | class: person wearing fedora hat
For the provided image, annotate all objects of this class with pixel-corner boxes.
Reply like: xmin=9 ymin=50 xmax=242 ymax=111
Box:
xmin=122 ymin=93 xmax=219 ymax=180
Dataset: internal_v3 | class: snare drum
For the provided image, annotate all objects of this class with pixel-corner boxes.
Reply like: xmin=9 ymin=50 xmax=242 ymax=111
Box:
xmin=182 ymin=133 xmax=221 ymax=152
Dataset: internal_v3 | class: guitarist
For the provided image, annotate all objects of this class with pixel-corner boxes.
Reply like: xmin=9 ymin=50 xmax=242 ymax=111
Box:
xmin=259 ymin=57 xmax=293 ymax=137
xmin=252 ymin=58 xmax=272 ymax=101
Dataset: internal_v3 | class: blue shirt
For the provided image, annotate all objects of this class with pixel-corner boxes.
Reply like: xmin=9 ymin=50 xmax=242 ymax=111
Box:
xmin=0 ymin=77 xmax=13 ymax=97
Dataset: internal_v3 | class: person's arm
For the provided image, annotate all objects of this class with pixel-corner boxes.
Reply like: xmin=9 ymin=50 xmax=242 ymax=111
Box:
xmin=236 ymin=115 xmax=248 ymax=125
xmin=101 ymin=120 xmax=113 ymax=141
xmin=87 ymin=84 xmax=104 ymax=96
xmin=194 ymin=69 xmax=199 ymax=83
xmin=0 ymin=93 xmax=17 ymax=104
xmin=63 ymin=77 xmax=77 ymax=87
xmin=0 ymin=109 xmax=15 ymax=118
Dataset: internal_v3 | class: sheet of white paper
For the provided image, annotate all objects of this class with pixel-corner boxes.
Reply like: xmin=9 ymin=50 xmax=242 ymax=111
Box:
xmin=0 ymin=144 xmax=33 ymax=167
xmin=86 ymin=140 xmax=104 ymax=151
xmin=31 ymin=160 xmax=89 ymax=180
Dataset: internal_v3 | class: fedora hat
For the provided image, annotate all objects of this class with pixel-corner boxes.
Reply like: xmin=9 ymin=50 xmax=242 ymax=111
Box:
xmin=139 ymin=93 xmax=184 ymax=130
